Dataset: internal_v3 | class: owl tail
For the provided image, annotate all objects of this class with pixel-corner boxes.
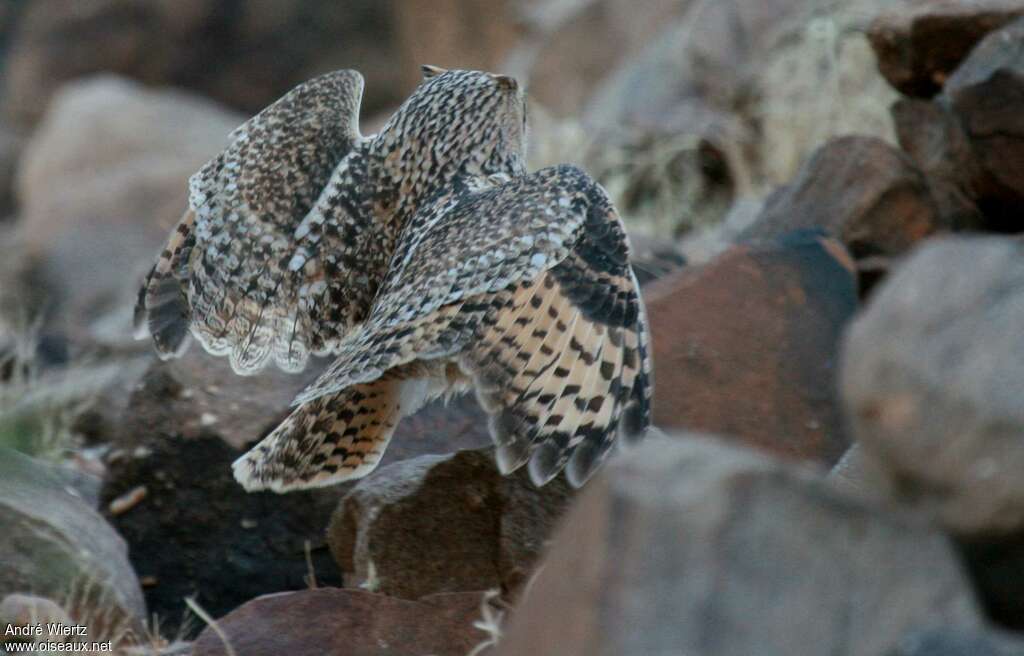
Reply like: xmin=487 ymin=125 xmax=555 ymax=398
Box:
xmin=232 ymin=374 xmax=434 ymax=493
xmin=133 ymin=210 xmax=196 ymax=359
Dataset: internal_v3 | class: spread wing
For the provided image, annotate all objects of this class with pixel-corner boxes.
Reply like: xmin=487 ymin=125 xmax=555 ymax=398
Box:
xmin=134 ymin=69 xmax=382 ymax=374
xmin=291 ymin=165 xmax=653 ymax=486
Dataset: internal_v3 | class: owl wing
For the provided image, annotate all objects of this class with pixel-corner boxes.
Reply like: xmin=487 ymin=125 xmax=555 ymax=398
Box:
xmin=289 ymin=165 xmax=653 ymax=487
xmin=134 ymin=69 xmax=378 ymax=374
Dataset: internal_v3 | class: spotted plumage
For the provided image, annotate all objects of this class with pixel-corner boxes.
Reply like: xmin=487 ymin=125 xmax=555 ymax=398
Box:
xmin=136 ymin=66 xmax=652 ymax=491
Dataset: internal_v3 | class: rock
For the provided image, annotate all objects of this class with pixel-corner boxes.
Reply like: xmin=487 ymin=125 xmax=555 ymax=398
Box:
xmin=942 ymin=17 xmax=1024 ymax=230
xmin=105 ymin=366 xmax=493 ymax=634
xmin=868 ymin=0 xmax=1024 ymax=98
xmin=99 ymin=433 xmax=344 ymax=638
xmin=0 ymin=593 xmax=73 ymax=634
xmin=644 ymin=230 xmax=857 ymax=464
xmin=328 ymin=448 xmax=573 ymax=599
xmin=16 ymin=75 xmax=243 ymax=347
xmin=740 ymin=136 xmax=942 ymax=257
xmin=0 ymin=126 xmax=25 ymax=220
xmin=496 ymin=433 xmax=983 ymax=656
xmin=0 ymin=447 xmax=146 ymax=638
xmin=3 ymin=0 xmax=402 ymax=126
xmin=841 ymin=236 xmax=1024 ymax=537
xmin=890 ymin=626 xmax=1024 ymax=656
xmin=891 ymin=98 xmax=984 ymax=229
xmin=117 ymin=348 xmax=328 ymax=451
xmin=827 ymin=443 xmax=887 ymax=504
xmin=190 ymin=588 xmax=490 ymax=656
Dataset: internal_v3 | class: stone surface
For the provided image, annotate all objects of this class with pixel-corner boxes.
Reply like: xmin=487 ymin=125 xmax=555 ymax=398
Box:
xmin=0 ymin=447 xmax=146 ymax=636
xmin=841 ymin=237 xmax=1024 ymax=537
xmin=891 ymin=98 xmax=984 ymax=229
xmin=3 ymin=0 xmax=402 ymax=126
xmin=190 ymin=588 xmax=490 ymax=656
xmin=868 ymin=0 xmax=1024 ymax=98
xmin=958 ymin=534 xmax=1024 ymax=630
xmin=328 ymin=448 xmax=573 ymax=599
xmin=644 ymin=230 xmax=858 ymax=464
xmin=740 ymin=136 xmax=941 ymax=257
xmin=496 ymin=433 xmax=983 ymax=656
xmin=16 ymin=75 xmax=242 ymax=346
xmin=99 ymin=432 xmax=344 ymax=638
xmin=105 ymin=367 xmax=493 ymax=634
xmin=890 ymin=626 xmax=1024 ymax=656
xmin=942 ymin=17 xmax=1024 ymax=230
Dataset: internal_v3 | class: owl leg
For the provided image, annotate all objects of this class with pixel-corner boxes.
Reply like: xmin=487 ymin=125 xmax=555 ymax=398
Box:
xmin=232 ymin=371 xmax=435 ymax=493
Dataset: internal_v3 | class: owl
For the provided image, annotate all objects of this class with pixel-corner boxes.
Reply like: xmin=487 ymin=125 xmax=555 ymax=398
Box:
xmin=134 ymin=66 xmax=652 ymax=492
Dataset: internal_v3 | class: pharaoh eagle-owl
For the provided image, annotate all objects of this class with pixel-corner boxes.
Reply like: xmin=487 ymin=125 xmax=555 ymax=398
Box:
xmin=135 ymin=66 xmax=653 ymax=492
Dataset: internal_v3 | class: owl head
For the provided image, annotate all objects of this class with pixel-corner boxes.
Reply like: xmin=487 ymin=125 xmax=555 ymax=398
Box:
xmin=379 ymin=66 xmax=528 ymax=180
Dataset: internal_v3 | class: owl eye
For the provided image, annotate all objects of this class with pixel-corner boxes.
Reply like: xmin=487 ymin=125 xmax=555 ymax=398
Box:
xmin=421 ymin=65 xmax=447 ymax=80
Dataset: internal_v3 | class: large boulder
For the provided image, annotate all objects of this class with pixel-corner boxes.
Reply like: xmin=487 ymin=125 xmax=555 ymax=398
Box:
xmin=0 ymin=447 xmax=146 ymax=639
xmin=868 ymin=0 xmax=1024 ymax=98
xmin=16 ymin=75 xmax=242 ymax=346
xmin=841 ymin=237 xmax=1024 ymax=538
xmin=739 ymin=136 xmax=942 ymax=257
xmin=190 ymin=588 xmax=491 ymax=656
xmin=890 ymin=626 xmax=1024 ymax=656
xmin=496 ymin=434 xmax=983 ymax=656
xmin=644 ymin=230 xmax=857 ymax=464
xmin=328 ymin=448 xmax=573 ymax=599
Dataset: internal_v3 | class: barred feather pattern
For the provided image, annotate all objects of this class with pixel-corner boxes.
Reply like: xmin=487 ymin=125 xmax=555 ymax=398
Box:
xmin=135 ymin=68 xmax=528 ymax=375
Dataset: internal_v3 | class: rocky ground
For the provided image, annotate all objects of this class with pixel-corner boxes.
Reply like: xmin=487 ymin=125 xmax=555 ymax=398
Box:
xmin=1 ymin=0 xmax=1024 ymax=655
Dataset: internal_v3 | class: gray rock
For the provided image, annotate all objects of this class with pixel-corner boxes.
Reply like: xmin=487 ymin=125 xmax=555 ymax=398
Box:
xmin=890 ymin=626 xmax=1024 ymax=656
xmin=16 ymin=75 xmax=243 ymax=348
xmin=328 ymin=447 xmax=573 ymax=599
xmin=841 ymin=237 xmax=1024 ymax=537
xmin=496 ymin=433 xmax=983 ymax=656
xmin=0 ymin=447 xmax=146 ymax=637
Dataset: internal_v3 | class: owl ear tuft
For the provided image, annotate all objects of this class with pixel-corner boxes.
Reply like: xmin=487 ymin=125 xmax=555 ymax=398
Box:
xmin=421 ymin=65 xmax=447 ymax=80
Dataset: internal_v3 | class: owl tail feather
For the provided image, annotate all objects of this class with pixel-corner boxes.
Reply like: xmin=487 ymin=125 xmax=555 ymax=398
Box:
xmin=232 ymin=374 xmax=434 ymax=493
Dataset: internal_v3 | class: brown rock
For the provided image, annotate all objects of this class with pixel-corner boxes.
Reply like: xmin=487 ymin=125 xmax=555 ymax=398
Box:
xmin=841 ymin=236 xmax=1024 ymax=537
xmin=645 ymin=230 xmax=858 ymax=464
xmin=190 ymin=588 xmax=490 ymax=656
xmin=868 ymin=0 xmax=1024 ymax=98
xmin=740 ymin=136 xmax=942 ymax=257
xmin=0 ymin=447 xmax=146 ymax=638
xmin=328 ymin=448 xmax=573 ymax=599
xmin=891 ymin=98 xmax=984 ymax=229
xmin=3 ymin=0 xmax=402 ymax=126
xmin=496 ymin=434 xmax=983 ymax=656
xmin=943 ymin=17 xmax=1024 ymax=230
